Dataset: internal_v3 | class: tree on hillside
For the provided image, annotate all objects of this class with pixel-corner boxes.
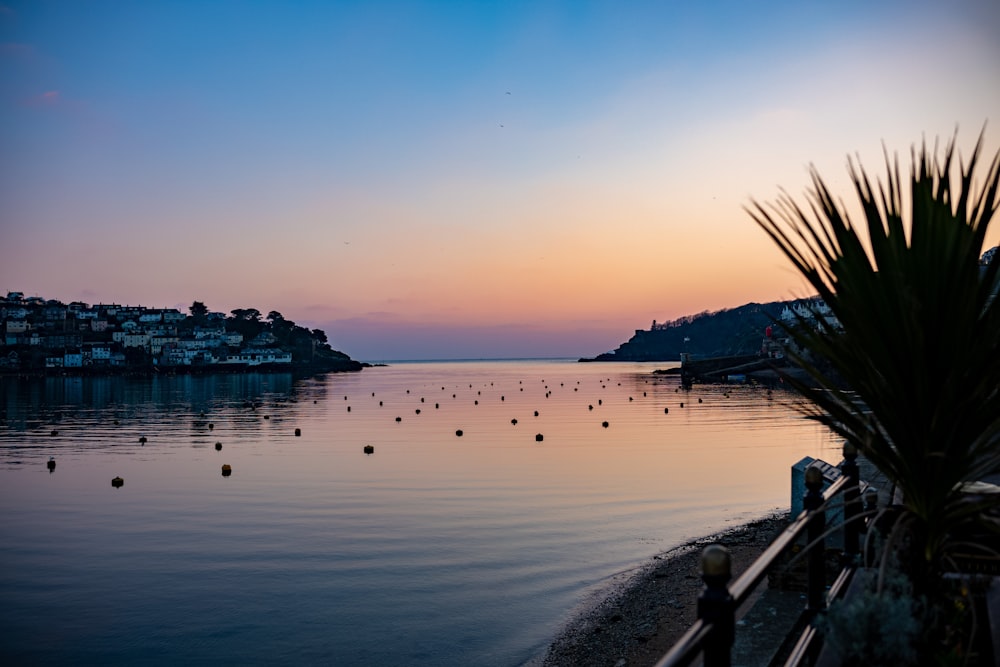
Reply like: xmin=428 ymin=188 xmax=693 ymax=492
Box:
xmin=227 ymin=308 xmax=265 ymax=340
xmin=190 ymin=301 xmax=209 ymax=318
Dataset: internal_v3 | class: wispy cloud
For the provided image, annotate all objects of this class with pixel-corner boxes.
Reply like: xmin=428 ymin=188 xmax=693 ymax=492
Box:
xmin=0 ymin=41 xmax=34 ymax=58
xmin=21 ymin=89 xmax=61 ymax=108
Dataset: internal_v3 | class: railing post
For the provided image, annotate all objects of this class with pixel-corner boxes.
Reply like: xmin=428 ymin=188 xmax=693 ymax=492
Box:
xmin=698 ymin=544 xmax=736 ymax=667
xmin=804 ymin=465 xmax=826 ymax=611
xmin=698 ymin=544 xmax=734 ymax=667
xmin=863 ymin=485 xmax=879 ymax=564
xmin=840 ymin=440 xmax=860 ymax=563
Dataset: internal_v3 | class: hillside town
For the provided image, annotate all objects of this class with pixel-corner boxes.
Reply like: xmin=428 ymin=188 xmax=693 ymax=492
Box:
xmin=0 ymin=293 xmax=361 ymax=375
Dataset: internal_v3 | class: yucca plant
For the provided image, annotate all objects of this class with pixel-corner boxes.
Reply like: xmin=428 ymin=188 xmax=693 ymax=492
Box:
xmin=747 ymin=130 xmax=1000 ymax=596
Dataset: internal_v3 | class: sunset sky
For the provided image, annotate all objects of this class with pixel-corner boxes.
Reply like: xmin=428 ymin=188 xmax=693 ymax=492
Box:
xmin=2 ymin=1 xmax=999 ymax=361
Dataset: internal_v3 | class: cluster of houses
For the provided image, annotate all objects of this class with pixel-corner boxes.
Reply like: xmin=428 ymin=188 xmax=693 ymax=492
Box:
xmin=0 ymin=292 xmax=293 ymax=373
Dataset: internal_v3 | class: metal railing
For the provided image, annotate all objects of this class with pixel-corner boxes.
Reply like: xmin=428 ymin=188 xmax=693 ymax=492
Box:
xmin=654 ymin=444 xmax=864 ymax=667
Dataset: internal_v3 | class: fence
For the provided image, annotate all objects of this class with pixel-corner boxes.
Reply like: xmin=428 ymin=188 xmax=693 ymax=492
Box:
xmin=653 ymin=444 xmax=864 ymax=667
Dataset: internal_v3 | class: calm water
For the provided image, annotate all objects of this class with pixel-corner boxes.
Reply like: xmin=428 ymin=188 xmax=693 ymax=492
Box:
xmin=0 ymin=360 xmax=838 ymax=666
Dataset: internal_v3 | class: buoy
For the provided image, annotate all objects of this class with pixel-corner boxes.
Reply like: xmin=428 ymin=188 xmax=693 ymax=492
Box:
xmin=221 ymin=464 xmax=232 ymax=477
xmin=421 ymin=397 xmax=425 ymax=403
xmin=47 ymin=457 xmax=56 ymax=471
xmin=294 ymin=428 xmax=301 ymax=436
xmin=629 ymin=397 xmax=633 ymax=401
xmin=588 ymin=405 xmax=593 ymax=411
xmin=534 ymin=410 xmax=539 ymax=417
xmin=535 ymin=433 xmax=544 ymax=442
xmin=50 ymin=429 xmax=58 ymax=436
xmin=111 ymin=476 xmax=124 ymax=488
xmin=698 ymin=398 xmax=703 ymax=403
xmin=511 ymin=418 xmax=518 ymax=425
xmin=602 ymin=421 xmax=609 ymax=428
xmin=680 ymin=402 xmax=684 ymax=408
xmin=139 ymin=436 xmax=147 ymax=444
xmin=456 ymin=429 xmax=464 ymax=437
xmin=264 ymin=415 xmax=270 ymax=419
xmin=435 ymin=403 xmax=439 ymax=409
xmin=114 ymin=419 xmax=120 ymax=425
xmin=208 ymin=423 xmax=214 ymax=430
xmin=215 ymin=442 xmax=222 ymax=451
xmin=347 ymin=406 xmax=351 ymax=412
xmin=664 ymin=407 xmax=669 ymax=414
xmin=474 ymin=400 xmax=478 ymax=405
xmin=598 ymin=399 xmax=602 ymax=405
xmin=415 ymin=409 xmax=421 ymax=414
xmin=395 ymin=417 xmax=402 ymax=422
xmin=379 ymin=401 xmax=383 ymax=406
xmin=363 ymin=445 xmax=374 ymax=454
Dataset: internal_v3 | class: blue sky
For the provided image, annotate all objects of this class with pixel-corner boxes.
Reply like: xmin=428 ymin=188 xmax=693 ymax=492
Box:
xmin=2 ymin=1 xmax=999 ymax=360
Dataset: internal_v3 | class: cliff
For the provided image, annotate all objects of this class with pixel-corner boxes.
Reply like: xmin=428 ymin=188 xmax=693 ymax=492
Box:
xmin=583 ymin=301 xmax=788 ymax=362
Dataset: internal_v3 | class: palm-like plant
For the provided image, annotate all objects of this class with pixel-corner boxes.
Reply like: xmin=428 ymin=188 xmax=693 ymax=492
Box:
xmin=747 ymin=130 xmax=1000 ymax=593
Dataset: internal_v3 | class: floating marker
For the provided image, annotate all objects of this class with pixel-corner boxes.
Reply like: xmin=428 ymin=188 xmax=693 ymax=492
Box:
xmin=294 ymin=428 xmax=301 ymax=436
xmin=511 ymin=418 xmax=518 ymax=425
xmin=221 ymin=464 xmax=232 ymax=477
xmin=47 ymin=457 xmax=56 ymax=472
xmin=395 ymin=417 xmax=402 ymax=422
xmin=215 ymin=442 xmax=222 ymax=451
xmin=602 ymin=421 xmax=609 ymax=428
xmin=139 ymin=436 xmax=147 ymax=444
xmin=535 ymin=433 xmax=544 ymax=442
xmin=111 ymin=476 xmax=124 ymax=488
xmin=456 ymin=429 xmax=464 ymax=437
xmin=363 ymin=445 xmax=374 ymax=455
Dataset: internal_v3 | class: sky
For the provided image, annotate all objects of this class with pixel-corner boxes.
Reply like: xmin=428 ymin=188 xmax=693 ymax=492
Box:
xmin=2 ymin=1 xmax=999 ymax=361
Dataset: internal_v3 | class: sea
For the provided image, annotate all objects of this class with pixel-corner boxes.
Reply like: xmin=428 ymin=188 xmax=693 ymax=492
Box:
xmin=0 ymin=359 xmax=839 ymax=666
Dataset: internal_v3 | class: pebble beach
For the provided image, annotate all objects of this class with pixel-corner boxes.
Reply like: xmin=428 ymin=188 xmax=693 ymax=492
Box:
xmin=537 ymin=512 xmax=789 ymax=667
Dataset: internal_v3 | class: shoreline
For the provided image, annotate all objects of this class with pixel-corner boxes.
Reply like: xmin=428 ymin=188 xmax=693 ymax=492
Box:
xmin=533 ymin=510 xmax=789 ymax=667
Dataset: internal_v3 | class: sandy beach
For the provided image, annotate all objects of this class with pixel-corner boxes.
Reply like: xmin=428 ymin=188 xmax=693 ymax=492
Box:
xmin=537 ymin=512 xmax=789 ymax=667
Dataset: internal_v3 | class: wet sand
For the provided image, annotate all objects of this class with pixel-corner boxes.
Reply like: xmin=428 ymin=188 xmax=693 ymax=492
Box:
xmin=537 ymin=512 xmax=788 ymax=667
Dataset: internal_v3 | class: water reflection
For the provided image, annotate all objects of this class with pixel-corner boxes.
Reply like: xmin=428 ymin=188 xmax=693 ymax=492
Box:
xmin=0 ymin=361 xmax=839 ymax=667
